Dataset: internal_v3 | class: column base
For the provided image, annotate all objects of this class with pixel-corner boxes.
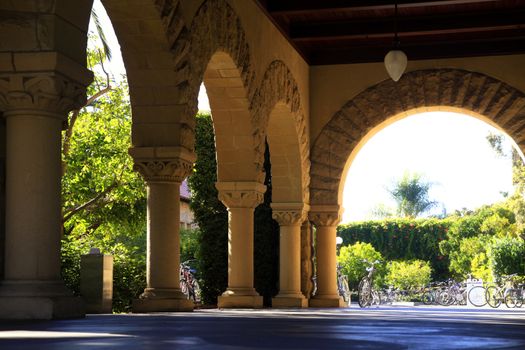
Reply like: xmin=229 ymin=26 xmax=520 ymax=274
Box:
xmin=0 ymin=296 xmax=85 ymax=319
xmin=218 ymin=294 xmax=263 ymax=308
xmin=0 ymin=280 xmax=85 ymax=319
xmin=309 ymin=295 xmax=346 ymax=308
xmin=272 ymin=294 xmax=308 ymax=308
xmin=132 ymin=298 xmax=194 ymax=312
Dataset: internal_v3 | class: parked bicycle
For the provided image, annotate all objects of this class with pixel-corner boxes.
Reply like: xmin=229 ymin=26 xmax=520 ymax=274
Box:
xmin=180 ymin=260 xmax=201 ymax=303
xmin=358 ymin=259 xmax=381 ymax=308
xmin=485 ymin=274 xmax=520 ymax=308
xmin=337 ymin=263 xmax=351 ymax=304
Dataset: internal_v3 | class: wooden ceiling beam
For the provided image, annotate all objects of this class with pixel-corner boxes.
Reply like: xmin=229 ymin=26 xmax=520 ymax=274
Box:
xmin=289 ymin=9 xmax=525 ymax=40
xmin=265 ymin=0 xmax=500 ymax=15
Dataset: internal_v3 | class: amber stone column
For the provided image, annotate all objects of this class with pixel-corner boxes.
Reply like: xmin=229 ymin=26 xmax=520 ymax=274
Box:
xmin=216 ymin=181 xmax=266 ymax=308
xmin=309 ymin=206 xmax=345 ymax=307
xmin=0 ymin=72 xmax=90 ymax=319
xmin=271 ymin=203 xmax=308 ymax=308
xmin=130 ymin=147 xmax=196 ymax=312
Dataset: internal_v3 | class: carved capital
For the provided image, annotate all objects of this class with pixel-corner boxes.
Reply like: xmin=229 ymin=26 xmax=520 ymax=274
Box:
xmin=133 ymin=158 xmax=193 ymax=183
xmin=216 ymin=181 xmax=266 ymax=209
xmin=309 ymin=205 xmax=342 ymax=227
xmin=0 ymin=73 xmax=87 ymax=118
xmin=129 ymin=146 xmax=196 ymax=183
xmin=272 ymin=210 xmax=307 ymax=226
xmin=271 ymin=203 xmax=309 ymax=226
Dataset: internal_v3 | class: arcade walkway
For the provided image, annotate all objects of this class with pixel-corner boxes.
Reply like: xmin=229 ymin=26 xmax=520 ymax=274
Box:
xmin=1 ymin=306 xmax=525 ymax=349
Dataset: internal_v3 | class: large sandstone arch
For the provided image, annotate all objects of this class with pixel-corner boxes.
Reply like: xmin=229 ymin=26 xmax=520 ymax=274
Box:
xmin=189 ymin=0 xmax=259 ymax=181
xmin=310 ymin=69 xmax=525 ymax=206
xmin=253 ymin=60 xmax=310 ymax=204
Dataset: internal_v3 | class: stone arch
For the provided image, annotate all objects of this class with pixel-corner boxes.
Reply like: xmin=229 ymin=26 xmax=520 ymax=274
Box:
xmin=310 ymin=68 xmax=525 ymax=206
xmin=185 ymin=0 xmax=260 ymax=181
xmin=252 ymin=61 xmax=310 ymax=204
xmin=101 ymin=0 xmax=194 ymax=149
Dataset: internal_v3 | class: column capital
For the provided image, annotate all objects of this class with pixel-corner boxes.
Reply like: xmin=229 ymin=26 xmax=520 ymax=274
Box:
xmin=309 ymin=205 xmax=342 ymax=227
xmin=215 ymin=181 xmax=266 ymax=209
xmin=271 ymin=203 xmax=309 ymax=226
xmin=129 ymin=146 xmax=196 ymax=183
xmin=0 ymin=72 xmax=89 ymax=118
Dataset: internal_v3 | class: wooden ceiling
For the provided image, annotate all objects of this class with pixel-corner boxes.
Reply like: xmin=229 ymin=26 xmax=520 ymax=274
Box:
xmin=254 ymin=0 xmax=525 ymax=65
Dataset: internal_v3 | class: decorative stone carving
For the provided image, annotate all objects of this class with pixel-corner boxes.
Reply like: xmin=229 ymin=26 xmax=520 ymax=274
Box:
xmin=129 ymin=146 xmax=196 ymax=183
xmin=272 ymin=210 xmax=307 ymax=226
xmin=308 ymin=212 xmax=341 ymax=227
xmin=310 ymin=69 xmax=525 ymax=206
xmin=133 ymin=158 xmax=192 ymax=183
xmin=0 ymin=74 xmax=87 ymax=117
xmin=216 ymin=182 xmax=266 ymax=209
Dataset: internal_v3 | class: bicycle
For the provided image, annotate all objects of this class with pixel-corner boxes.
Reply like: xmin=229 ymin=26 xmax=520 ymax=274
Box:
xmin=358 ymin=260 xmax=381 ymax=308
xmin=180 ymin=260 xmax=201 ymax=303
xmin=337 ymin=263 xmax=351 ymax=304
xmin=485 ymin=274 xmax=518 ymax=308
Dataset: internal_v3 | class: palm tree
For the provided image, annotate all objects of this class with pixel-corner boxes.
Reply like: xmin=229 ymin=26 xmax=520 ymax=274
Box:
xmin=389 ymin=171 xmax=437 ymax=218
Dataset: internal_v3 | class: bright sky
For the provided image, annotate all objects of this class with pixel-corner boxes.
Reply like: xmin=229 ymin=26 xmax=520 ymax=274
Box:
xmin=92 ymin=1 xmax=515 ymax=223
xmin=342 ymin=112 xmax=514 ymax=223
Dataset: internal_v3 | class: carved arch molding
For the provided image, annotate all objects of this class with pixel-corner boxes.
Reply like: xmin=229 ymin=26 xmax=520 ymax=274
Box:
xmin=310 ymin=69 xmax=525 ymax=206
xmin=155 ymin=0 xmax=310 ymax=200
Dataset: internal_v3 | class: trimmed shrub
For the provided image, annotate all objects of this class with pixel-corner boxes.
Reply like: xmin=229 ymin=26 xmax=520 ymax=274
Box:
xmin=385 ymin=260 xmax=432 ymax=291
xmin=491 ymin=238 xmax=525 ymax=278
xmin=338 ymin=218 xmax=451 ymax=279
xmin=337 ymin=242 xmax=384 ymax=290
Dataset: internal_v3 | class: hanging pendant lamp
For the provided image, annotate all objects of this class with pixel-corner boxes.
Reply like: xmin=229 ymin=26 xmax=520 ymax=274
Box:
xmin=384 ymin=3 xmax=407 ymax=82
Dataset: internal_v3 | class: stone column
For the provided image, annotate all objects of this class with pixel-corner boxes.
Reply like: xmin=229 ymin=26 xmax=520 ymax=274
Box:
xmin=300 ymin=221 xmax=315 ymax=299
xmin=0 ymin=72 xmax=90 ymax=319
xmin=271 ymin=203 xmax=308 ymax=308
xmin=309 ymin=206 xmax=345 ymax=307
xmin=129 ymin=146 xmax=196 ymax=312
xmin=216 ymin=181 xmax=266 ymax=308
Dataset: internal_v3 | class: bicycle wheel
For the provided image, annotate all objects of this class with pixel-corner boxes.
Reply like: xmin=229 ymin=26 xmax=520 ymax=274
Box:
xmin=437 ymin=290 xmax=452 ymax=306
xmin=505 ymin=289 xmax=520 ymax=308
xmin=486 ymin=286 xmax=502 ymax=308
xmin=372 ymin=290 xmax=381 ymax=306
xmin=180 ymin=279 xmax=189 ymax=298
xmin=422 ymin=291 xmax=434 ymax=305
xmin=358 ymin=278 xmax=372 ymax=308
xmin=192 ymin=279 xmax=201 ymax=303
xmin=468 ymin=286 xmax=486 ymax=307
xmin=340 ymin=277 xmax=351 ymax=304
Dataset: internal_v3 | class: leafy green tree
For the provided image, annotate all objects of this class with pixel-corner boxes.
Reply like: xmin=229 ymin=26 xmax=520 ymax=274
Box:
xmin=60 ymin=38 xmax=147 ymax=312
xmin=337 ymin=242 xmax=384 ymax=290
xmin=388 ymin=171 xmax=437 ymax=218
xmin=491 ymin=237 xmax=525 ymax=277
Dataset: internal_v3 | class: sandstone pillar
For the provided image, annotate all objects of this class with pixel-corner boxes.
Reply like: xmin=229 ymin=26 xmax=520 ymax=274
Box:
xmin=0 ymin=72 xmax=90 ymax=319
xmin=309 ymin=206 xmax=345 ymax=307
xmin=129 ymin=147 xmax=196 ymax=312
xmin=271 ymin=203 xmax=308 ymax=308
xmin=216 ymin=181 xmax=266 ymax=308
xmin=300 ymin=221 xmax=315 ymax=299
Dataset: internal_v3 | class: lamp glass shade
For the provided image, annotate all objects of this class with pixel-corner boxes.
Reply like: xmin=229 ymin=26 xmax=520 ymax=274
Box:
xmin=384 ymin=50 xmax=407 ymax=82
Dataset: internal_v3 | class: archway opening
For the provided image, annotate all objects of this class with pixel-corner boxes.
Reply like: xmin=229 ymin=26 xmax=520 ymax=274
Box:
xmin=342 ymin=111 xmax=514 ymax=223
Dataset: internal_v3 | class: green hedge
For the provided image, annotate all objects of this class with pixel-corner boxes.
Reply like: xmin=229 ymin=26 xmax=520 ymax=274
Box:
xmin=337 ymin=218 xmax=452 ymax=279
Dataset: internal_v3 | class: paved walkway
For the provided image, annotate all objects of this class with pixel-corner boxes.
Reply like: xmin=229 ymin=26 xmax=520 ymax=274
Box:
xmin=1 ymin=305 xmax=525 ymax=349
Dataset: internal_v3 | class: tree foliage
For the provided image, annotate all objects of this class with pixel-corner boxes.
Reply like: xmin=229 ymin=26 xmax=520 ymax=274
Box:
xmin=60 ymin=41 xmax=147 ymax=312
xmin=337 ymin=242 xmax=384 ymax=290
xmin=388 ymin=171 xmax=437 ymax=218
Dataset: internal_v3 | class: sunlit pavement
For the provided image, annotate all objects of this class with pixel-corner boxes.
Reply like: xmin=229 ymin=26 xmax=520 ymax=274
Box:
xmin=1 ymin=305 xmax=525 ymax=349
